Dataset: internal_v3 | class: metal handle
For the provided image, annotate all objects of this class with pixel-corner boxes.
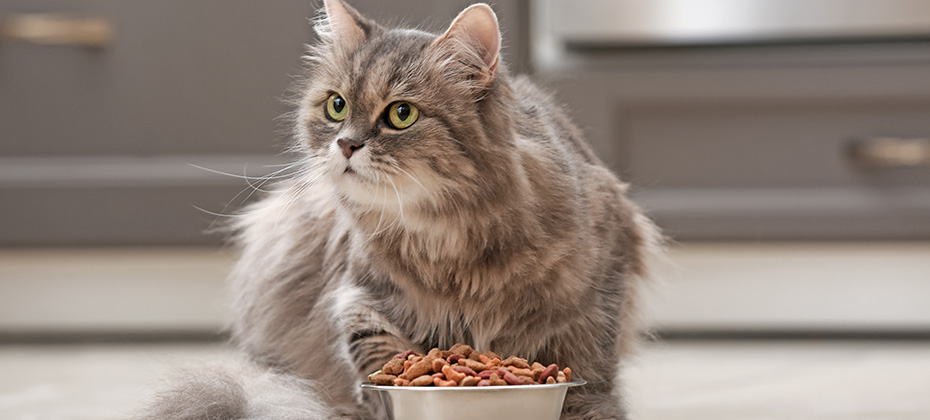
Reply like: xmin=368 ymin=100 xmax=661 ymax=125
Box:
xmin=1 ymin=14 xmax=113 ymax=48
xmin=847 ymin=137 xmax=930 ymax=169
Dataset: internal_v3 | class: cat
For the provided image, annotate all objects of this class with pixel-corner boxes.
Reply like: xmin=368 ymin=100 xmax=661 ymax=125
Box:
xmin=139 ymin=1 xmax=659 ymax=419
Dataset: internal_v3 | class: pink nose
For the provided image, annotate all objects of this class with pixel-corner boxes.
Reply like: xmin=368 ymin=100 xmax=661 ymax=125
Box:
xmin=337 ymin=138 xmax=364 ymax=159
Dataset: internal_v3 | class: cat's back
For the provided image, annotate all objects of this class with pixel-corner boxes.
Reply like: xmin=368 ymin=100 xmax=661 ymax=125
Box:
xmin=509 ymin=74 xmax=631 ymax=216
xmin=510 ymin=75 xmax=603 ymax=170
xmin=509 ymin=74 xmax=651 ymax=263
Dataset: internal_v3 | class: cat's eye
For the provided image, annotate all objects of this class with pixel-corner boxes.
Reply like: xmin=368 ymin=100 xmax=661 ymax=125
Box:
xmin=326 ymin=93 xmax=348 ymax=121
xmin=387 ymin=102 xmax=419 ymax=130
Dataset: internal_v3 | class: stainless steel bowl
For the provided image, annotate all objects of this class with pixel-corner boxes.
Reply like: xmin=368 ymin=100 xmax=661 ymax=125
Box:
xmin=361 ymin=380 xmax=585 ymax=420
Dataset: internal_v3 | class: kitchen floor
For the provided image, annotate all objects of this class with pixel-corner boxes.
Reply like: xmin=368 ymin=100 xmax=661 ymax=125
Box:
xmin=2 ymin=340 xmax=928 ymax=420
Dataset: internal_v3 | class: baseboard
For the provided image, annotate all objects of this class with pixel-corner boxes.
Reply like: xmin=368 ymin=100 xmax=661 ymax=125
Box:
xmin=0 ymin=247 xmax=233 ymax=333
xmin=2 ymin=243 xmax=929 ymax=336
xmin=641 ymin=242 xmax=930 ymax=331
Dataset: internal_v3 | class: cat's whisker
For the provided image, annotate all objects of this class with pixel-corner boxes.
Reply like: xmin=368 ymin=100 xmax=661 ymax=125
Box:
xmin=387 ymin=176 xmax=408 ymax=231
xmin=237 ymin=165 xmax=298 ymax=200
xmin=187 ymin=163 xmax=298 ymax=182
xmin=198 ymin=162 xmax=307 ymax=230
xmin=363 ymin=176 xmax=380 ymax=215
xmin=274 ymin=178 xmax=314 ymax=229
xmin=267 ymin=166 xmax=324 ymax=229
xmin=369 ymin=174 xmax=394 ymax=239
xmin=204 ymin=185 xmax=256 ymax=231
xmin=193 ymin=205 xmax=241 ymax=219
xmin=371 ymin=204 xmax=403 ymax=238
xmin=256 ymin=163 xmax=317 ymax=194
xmin=389 ymin=163 xmax=432 ymax=197
xmin=269 ymin=186 xmax=300 ymax=229
xmin=193 ymin=201 xmax=275 ymax=222
xmin=255 ymin=161 xmax=305 ymax=180
xmin=242 ymin=169 xmax=290 ymax=198
xmin=259 ymin=159 xmax=300 ymax=168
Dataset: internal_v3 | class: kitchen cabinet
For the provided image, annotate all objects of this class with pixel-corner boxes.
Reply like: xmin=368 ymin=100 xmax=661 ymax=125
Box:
xmin=0 ymin=0 xmax=529 ymax=246
xmin=534 ymin=0 xmax=930 ymax=240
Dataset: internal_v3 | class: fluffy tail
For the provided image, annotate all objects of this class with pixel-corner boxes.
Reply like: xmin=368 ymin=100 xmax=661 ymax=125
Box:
xmin=136 ymin=357 xmax=353 ymax=420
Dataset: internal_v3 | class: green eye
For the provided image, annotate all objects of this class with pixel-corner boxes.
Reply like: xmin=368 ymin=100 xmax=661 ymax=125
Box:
xmin=387 ymin=102 xmax=418 ymax=129
xmin=326 ymin=93 xmax=348 ymax=121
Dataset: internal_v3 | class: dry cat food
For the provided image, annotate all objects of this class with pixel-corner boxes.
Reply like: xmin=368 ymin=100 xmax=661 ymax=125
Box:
xmin=368 ymin=343 xmax=572 ymax=387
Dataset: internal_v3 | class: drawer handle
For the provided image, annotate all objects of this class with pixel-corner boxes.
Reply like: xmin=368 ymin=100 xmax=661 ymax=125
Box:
xmin=0 ymin=14 xmax=112 ymax=48
xmin=846 ymin=137 xmax=930 ymax=169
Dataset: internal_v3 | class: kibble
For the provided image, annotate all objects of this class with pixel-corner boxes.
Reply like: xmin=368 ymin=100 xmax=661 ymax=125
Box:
xmin=368 ymin=343 xmax=574 ymax=387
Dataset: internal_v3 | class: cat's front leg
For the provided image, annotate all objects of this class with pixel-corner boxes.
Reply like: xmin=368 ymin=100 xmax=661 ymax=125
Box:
xmin=347 ymin=324 xmax=414 ymax=377
xmin=330 ymin=280 xmax=415 ymax=378
xmin=328 ymin=280 xmax=414 ymax=420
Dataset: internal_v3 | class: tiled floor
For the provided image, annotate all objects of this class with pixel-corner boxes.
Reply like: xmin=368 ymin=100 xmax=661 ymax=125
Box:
xmin=1 ymin=340 xmax=928 ymax=420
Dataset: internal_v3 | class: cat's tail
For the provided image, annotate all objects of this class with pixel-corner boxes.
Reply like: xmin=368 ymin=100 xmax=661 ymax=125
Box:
xmin=135 ymin=357 xmax=354 ymax=420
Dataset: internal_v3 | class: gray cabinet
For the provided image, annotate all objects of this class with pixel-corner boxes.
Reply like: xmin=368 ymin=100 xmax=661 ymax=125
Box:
xmin=1 ymin=0 xmax=315 ymax=245
xmin=532 ymin=0 xmax=930 ymax=241
xmin=1 ymin=0 xmax=313 ymax=157
xmin=13 ymin=0 xmax=922 ymax=245
xmin=540 ymin=44 xmax=930 ymax=240
xmin=0 ymin=0 xmax=529 ymax=246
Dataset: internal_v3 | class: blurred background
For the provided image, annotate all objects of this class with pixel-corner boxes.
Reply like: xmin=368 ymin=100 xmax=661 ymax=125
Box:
xmin=1 ymin=0 xmax=929 ymax=419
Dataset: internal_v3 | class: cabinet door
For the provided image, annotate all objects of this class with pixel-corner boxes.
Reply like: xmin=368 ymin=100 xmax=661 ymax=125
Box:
xmin=0 ymin=1 xmax=310 ymax=245
xmin=541 ymin=44 xmax=930 ymax=241
xmin=0 ymin=0 xmax=529 ymax=246
xmin=1 ymin=0 xmax=315 ymax=156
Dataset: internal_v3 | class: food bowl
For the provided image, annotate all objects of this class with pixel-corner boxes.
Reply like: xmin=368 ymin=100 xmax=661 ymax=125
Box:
xmin=361 ymin=380 xmax=585 ymax=420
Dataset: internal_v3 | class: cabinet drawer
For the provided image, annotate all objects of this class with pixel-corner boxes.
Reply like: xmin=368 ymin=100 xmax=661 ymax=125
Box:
xmin=543 ymin=43 xmax=930 ymax=240
xmin=628 ymin=101 xmax=930 ymax=240
xmin=0 ymin=0 xmax=313 ymax=157
xmin=625 ymin=101 xmax=930 ymax=189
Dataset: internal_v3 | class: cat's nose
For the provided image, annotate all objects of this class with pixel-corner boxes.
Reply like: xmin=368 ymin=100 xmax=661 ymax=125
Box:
xmin=336 ymin=138 xmax=364 ymax=159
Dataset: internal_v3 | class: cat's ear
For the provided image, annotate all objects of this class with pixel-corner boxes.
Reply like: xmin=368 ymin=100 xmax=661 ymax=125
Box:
xmin=432 ymin=4 xmax=502 ymax=85
xmin=316 ymin=0 xmax=370 ymax=50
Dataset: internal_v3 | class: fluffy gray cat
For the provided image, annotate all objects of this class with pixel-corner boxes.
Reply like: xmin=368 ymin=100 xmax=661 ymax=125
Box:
xmin=140 ymin=1 xmax=659 ymax=419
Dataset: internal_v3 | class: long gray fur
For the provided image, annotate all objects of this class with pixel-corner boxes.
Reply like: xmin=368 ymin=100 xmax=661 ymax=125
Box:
xmin=138 ymin=1 xmax=660 ymax=419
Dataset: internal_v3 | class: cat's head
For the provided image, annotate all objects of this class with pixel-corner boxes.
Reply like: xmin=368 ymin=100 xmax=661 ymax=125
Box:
xmin=294 ymin=0 xmax=517 ymax=220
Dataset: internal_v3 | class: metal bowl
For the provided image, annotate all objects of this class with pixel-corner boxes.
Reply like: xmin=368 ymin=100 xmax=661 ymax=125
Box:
xmin=361 ymin=380 xmax=585 ymax=420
